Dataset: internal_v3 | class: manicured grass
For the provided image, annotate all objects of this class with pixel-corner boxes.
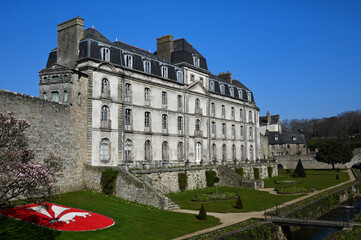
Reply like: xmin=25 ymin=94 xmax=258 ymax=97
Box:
xmin=264 ymin=169 xmax=349 ymax=190
xmin=0 ymin=190 xmax=220 ymax=240
xmin=167 ymin=186 xmax=304 ymax=213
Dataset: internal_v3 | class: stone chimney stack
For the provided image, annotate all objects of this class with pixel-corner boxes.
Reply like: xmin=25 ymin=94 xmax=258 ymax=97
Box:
xmin=57 ymin=17 xmax=84 ymax=68
xmin=267 ymin=111 xmax=271 ymax=124
xmin=218 ymin=71 xmax=232 ymax=83
xmin=156 ymin=35 xmax=174 ymax=62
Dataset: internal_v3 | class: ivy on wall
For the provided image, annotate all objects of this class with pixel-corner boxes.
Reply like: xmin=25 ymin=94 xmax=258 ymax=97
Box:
xmin=101 ymin=169 xmax=119 ymax=195
xmin=178 ymin=172 xmax=188 ymax=192
xmin=235 ymin=167 xmax=244 ymax=177
xmin=267 ymin=166 xmax=273 ymax=178
xmin=253 ymin=168 xmax=260 ymax=180
xmin=205 ymin=170 xmax=217 ymax=187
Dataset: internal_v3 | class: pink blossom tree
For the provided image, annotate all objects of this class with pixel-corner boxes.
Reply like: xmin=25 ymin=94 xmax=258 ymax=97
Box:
xmin=0 ymin=112 xmax=63 ymax=208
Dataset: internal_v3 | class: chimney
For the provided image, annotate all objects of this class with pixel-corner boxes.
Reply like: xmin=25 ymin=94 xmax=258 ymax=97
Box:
xmin=267 ymin=111 xmax=271 ymax=124
xmin=57 ymin=17 xmax=84 ymax=68
xmin=156 ymin=35 xmax=174 ymax=62
xmin=218 ymin=71 xmax=232 ymax=83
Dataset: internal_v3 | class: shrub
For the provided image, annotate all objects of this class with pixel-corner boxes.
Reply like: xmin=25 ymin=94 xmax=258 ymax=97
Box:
xmin=235 ymin=196 xmax=243 ymax=209
xmin=101 ymin=169 xmax=119 ymax=195
xmin=235 ymin=167 xmax=244 ymax=177
xmin=205 ymin=170 xmax=217 ymax=187
xmin=253 ymin=168 xmax=260 ymax=180
xmin=178 ymin=172 xmax=188 ymax=192
xmin=267 ymin=166 xmax=273 ymax=178
xmin=198 ymin=204 xmax=207 ymax=220
xmin=292 ymin=173 xmax=298 ymax=178
xmin=336 ymin=174 xmax=340 ymax=180
xmin=286 ymin=169 xmax=291 ymax=174
xmin=294 ymin=159 xmax=306 ymax=177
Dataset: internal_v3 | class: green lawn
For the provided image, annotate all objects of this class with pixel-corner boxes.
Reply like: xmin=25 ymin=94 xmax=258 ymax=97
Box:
xmin=167 ymin=186 xmax=305 ymax=213
xmin=264 ymin=169 xmax=350 ymax=190
xmin=0 ymin=190 xmax=220 ymax=240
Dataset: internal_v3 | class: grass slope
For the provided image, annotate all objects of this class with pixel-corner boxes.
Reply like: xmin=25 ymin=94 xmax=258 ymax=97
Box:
xmin=0 ymin=190 xmax=220 ymax=240
xmin=264 ymin=169 xmax=349 ymax=190
xmin=168 ymin=186 xmax=304 ymax=213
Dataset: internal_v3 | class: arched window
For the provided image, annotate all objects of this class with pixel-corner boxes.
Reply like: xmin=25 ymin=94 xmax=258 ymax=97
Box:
xmin=220 ymin=84 xmax=225 ymax=94
xmin=249 ymin=111 xmax=253 ymax=123
xmin=125 ymin=139 xmax=132 ymax=162
xmin=161 ymin=66 xmax=168 ymax=78
xmin=240 ymin=108 xmax=243 ymax=120
xmin=229 ymin=87 xmax=234 ymax=97
xmin=63 ymin=91 xmax=68 ymax=103
xmin=100 ymin=139 xmax=110 ymax=161
xmin=241 ymin=145 xmax=245 ymax=160
xmin=222 ymin=144 xmax=227 ymax=161
xmin=101 ymin=47 xmax=110 ymax=62
xmin=250 ymin=145 xmax=254 ymax=160
xmin=162 ymin=141 xmax=169 ymax=161
xmin=145 ymin=140 xmax=151 ymax=161
xmin=196 ymin=142 xmax=201 ymax=163
xmin=195 ymin=119 xmax=200 ymax=131
xmin=212 ymin=144 xmax=216 ymax=161
xmin=232 ymin=144 xmax=236 ymax=160
xmin=238 ymin=89 xmax=243 ymax=99
xmin=249 ymin=127 xmax=253 ymax=138
xmin=195 ymin=99 xmax=200 ymax=112
xmin=144 ymin=112 xmax=150 ymax=131
xmin=51 ymin=91 xmax=59 ymax=102
xmin=77 ymin=93 xmax=82 ymax=105
xmin=177 ymin=142 xmax=184 ymax=162
xmin=101 ymin=106 xmax=109 ymax=121
xmin=211 ymin=102 xmax=215 ymax=117
xmin=210 ymin=81 xmax=215 ymax=91
xmin=101 ymin=78 xmax=109 ymax=97
xmin=125 ymin=109 xmax=132 ymax=129
xmin=43 ymin=92 xmax=47 ymax=100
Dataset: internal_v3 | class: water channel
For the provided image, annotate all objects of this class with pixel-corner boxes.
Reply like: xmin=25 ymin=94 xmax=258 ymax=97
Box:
xmin=287 ymin=196 xmax=361 ymax=240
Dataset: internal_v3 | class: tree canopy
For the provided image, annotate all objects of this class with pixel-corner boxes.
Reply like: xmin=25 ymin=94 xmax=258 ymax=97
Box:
xmin=315 ymin=139 xmax=353 ymax=169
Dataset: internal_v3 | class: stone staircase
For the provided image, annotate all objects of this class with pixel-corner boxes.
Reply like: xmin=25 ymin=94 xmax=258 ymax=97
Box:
xmin=218 ymin=166 xmax=262 ymax=189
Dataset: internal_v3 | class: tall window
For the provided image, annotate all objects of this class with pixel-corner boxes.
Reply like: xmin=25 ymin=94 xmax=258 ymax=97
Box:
xmin=220 ymin=84 xmax=225 ymax=94
xmin=222 ymin=123 xmax=226 ymax=138
xmin=162 ymin=91 xmax=167 ymax=108
xmin=249 ymin=111 xmax=253 ymax=123
xmin=125 ymin=83 xmax=131 ymax=103
xmin=161 ymin=66 xmax=168 ymax=78
xmin=162 ymin=141 xmax=169 ymax=161
xmin=231 ymin=107 xmax=235 ymax=119
xmin=222 ymin=144 xmax=227 ymax=161
xmin=212 ymin=144 xmax=216 ymax=161
xmin=238 ymin=90 xmax=243 ymax=99
xmin=177 ymin=95 xmax=182 ymax=110
xmin=177 ymin=71 xmax=183 ymax=83
xmin=190 ymin=74 xmax=195 ymax=82
xmin=43 ymin=92 xmax=47 ymax=100
xmin=101 ymin=48 xmax=110 ymax=62
xmin=145 ymin=140 xmax=151 ymax=161
xmin=144 ymin=88 xmax=150 ymax=105
xmin=211 ymin=121 xmax=216 ymax=137
xmin=100 ymin=139 xmax=110 ymax=161
xmin=125 ymin=109 xmax=132 ymax=127
xmin=193 ymin=55 xmax=200 ymax=67
xmin=162 ymin=114 xmax=168 ymax=130
xmin=249 ymin=145 xmax=254 ymax=160
xmin=249 ymin=127 xmax=253 ymax=138
xmin=145 ymin=112 xmax=150 ymax=131
xmin=63 ymin=91 xmax=68 ymax=103
xmin=143 ymin=60 xmax=151 ymax=73
xmin=229 ymin=87 xmax=234 ymax=97
xmin=232 ymin=144 xmax=236 ymax=160
xmin=241 ymin=145 xmax=245 ymax=160
xmin=195 ymin=119 xmax=200 ymax=131
xmin=195 ymin=142 xmax=201 ymax=163
xmin=247 ymin=92 xmax=252 ymax=101
xmin=101 ymin=105 xmax=109 ymax=121
xmin=221 ymin=105 xmax=225 ymax=118
xmin=124 ymin=139 xmax=132 ymax=162
xmin=210 ymin=81 xmax=215 ymax=91
xmin=177 ymin=142 xmax=184 ymax=162
xmin=211 ymin=103 xmax=215 ymax=117
xmin=240 ymin=108 xmax=243 ymax=120
xmin=178 ymin=117 xmax=183 ymax=132
xmin=51 ymin=91 xmax=59 ymax=102
xmin=231 ymin=125 xmax=235 ymax=139
xmin=199 ymin=77 xmax=204 ymax=85
xmin=195 ymin=99 xmax=200 ymax=113
xmin=240 ymin=125 xmax=244 ymax=139
xmin=101 ymin=78 xmax=109 ymax=97
xmin=124 ymin=54 xmax=133 ymax=68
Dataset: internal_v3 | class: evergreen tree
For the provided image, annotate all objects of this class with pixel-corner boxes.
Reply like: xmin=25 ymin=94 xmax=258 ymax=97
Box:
xmin=198 ymin=204 xmax=207 ymax=220
xmin=235 ymin=196 xmax=243 ymax=209
xmin=294 ymin=159 xmax=306 ymax=177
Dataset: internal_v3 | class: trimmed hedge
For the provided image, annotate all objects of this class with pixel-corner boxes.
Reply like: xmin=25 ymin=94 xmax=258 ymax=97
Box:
xmin=178 ymin=172 xmax=188 ymax=192
xmin=253 ymin=168 xmax=260 ymax=180
xmin=235 ymin=167 xmax=244 ymax=177
xmin=198 ymin=204 xmax=207 ymax=220
xmin=206 ymin=170 xmax=217 ymax=187
xmin=267 ymin=166 xmax=273 ymax=178
xmin=101 ymin=169 xmax=119 ymax=195
xmin=294 ymin=159 xmax=306 ymax=177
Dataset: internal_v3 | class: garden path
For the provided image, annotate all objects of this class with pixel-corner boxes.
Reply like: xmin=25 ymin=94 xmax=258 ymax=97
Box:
xmin=171 ymin=169 xmax=355 ymax=240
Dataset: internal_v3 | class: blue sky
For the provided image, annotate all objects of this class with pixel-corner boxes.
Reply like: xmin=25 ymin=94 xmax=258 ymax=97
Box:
xmin=0 ymin=0 xmax=360 ymax=120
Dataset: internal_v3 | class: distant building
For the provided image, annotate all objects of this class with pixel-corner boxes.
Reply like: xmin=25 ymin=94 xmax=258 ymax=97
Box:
xmin=259 ymin=111 xmax=282 ymax=135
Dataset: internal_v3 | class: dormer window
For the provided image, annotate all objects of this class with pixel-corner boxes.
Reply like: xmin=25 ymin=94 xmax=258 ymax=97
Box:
xmin=124 ymin=54 xmax=133 ymax=68
xmin=238 ymin=90 xmax=243 ymax=99
xmin=199 ymin=77 xmax=204 ymax=85
xmin=210 ymin=81 xmax=215 ymax=91
xmin=143 ymin=60 xmax=151 ymax=73
xmin=220 ymin=84 xmax=225 ymax=94
xmin=292 ymin=136 xmax=297 ymax=141
xmin=229 ymin=87 xmax=234 ymax=97
xmin=101 ymin=47 xmax=110 ymax=62
xmin=193 ymin=55 xmax=200 ymax=67
xmin=247 ymin=92 xmax=252 ymax=101
xmin=275 ymin=135 xmax=278 ymax=140
xmin=177 ymin=71 xmax=183 ymax=83
xmin=190 ymin=74 xmax=195 ymax=82
xmin=161 ymin=66 xmax=168 ymax=78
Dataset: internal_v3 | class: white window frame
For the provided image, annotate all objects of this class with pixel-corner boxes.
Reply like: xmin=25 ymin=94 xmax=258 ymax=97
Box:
xmin=193 ymin=55 xmax=200 ymax=67
xmin=177 ymin=71 xmax=183 ymax=83
xmin=144 ymin=88 xmax=150 ymax=105
xmin=124 ymin=54 xmax=133 ymax=68
xmin=161 ymin=66 xmax=168 ymax=78
xmin=220 ymin=84 xmax=225 ymax=94
xmin=210 ymin=81 xmax=215 ymax=91
xmin=143 ymin=60 xmax=151 ymax=73
xmin=101 ymin=47 xmax=110 ymax=62
xmin=229 ymin=87 xmax=234 ymax=97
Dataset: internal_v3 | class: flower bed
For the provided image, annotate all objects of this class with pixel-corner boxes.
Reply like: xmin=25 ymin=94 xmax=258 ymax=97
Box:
xmin=274 ymin=180 xmax=303 ymax=185
xmin=191 ymin=192 xmax=238 ymax=202
xmin=276 ymin=187 xmax=314 ymax=194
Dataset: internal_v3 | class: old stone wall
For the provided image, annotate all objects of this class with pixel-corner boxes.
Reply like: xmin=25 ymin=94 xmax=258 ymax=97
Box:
xmin=0 ymin=90 xmax=85 ymax=192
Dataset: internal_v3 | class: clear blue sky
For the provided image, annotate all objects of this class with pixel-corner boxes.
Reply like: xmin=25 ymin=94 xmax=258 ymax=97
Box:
xmin=0 ymin=0 xmax=360 ymax=120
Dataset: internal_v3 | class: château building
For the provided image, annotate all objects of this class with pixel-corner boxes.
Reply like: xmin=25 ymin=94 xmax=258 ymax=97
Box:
xmin=39 ymin=17 xmax=261 ymax=168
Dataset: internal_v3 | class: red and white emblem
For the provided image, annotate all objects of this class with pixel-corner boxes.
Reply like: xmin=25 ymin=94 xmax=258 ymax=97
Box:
xmin=0 ymin=202 xmax=115 ymax=231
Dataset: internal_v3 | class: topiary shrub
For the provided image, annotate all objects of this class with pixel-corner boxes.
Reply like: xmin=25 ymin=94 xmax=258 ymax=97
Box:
xmin=253 ymin=168 xmax=260 ymax=180
xmin=178 ymin=172 xmax=188 ymax=192
xmin=336 ymin=174 xmax=340 ymax=180
xmin=205 ymin=170 xmax=217 ymax=187
xmin=101 ymin=169 xmax=119 ymax=195
xmin=197 ymin=204 xmax=207 ymax=220
xmin=267 ymin=166 xmax=273 ymax=178
xmin=235 ymin=196 xmax=243 ymax=209
xmin=294 ymin=159 xmax=306 ymax=178
xmin=235 ymin=167 xmax=244 ymax=177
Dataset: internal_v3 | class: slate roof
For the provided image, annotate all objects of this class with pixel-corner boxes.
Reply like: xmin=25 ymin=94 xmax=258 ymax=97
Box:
xmin=81 ymin=28 xmax=112 ymax=45
xmin=268 ymin=131 xmax=306 ymax=145
xmin=259 ymin=115 xmax=280 ymax=126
